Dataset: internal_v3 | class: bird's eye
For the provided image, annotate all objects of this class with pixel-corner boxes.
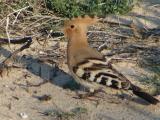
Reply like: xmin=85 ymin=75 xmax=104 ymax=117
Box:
xmin=70 ymin=25 xmax=74 ymax=28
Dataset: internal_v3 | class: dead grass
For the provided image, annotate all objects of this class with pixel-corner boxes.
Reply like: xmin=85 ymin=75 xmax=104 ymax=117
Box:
xmin=0 ymin=0 xmax=63 ymax=46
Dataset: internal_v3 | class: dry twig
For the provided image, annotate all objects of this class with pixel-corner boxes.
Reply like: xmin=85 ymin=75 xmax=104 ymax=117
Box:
xmin=5 ymin=6 xmax=31 ymax=47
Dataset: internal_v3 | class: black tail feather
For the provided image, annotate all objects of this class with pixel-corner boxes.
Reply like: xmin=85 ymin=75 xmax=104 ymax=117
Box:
xmin=131 ymin=84 xmax=159 ymax=105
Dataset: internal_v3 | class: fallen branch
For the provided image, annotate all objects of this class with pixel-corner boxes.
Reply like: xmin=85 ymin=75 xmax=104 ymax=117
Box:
xmin=0 ymin=36 xmax=32 ymax=44
xmin=0 ymin=36 xmax=32 ymax=77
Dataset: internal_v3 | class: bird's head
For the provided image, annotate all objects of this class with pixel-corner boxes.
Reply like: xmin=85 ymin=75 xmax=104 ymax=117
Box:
xmin=63 ymin=15 xmax=99 ymax=39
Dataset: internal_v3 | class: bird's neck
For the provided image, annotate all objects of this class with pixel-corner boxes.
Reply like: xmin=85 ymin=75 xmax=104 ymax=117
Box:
xmin=67 ymin=33 xmax=88 ymax=66
xmin=67 ymin=33 xmax=88 ymax=52
xmin=69 ymin=38 xmax=88 ymax=47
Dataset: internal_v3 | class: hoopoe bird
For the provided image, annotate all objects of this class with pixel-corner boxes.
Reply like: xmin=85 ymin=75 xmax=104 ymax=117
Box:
xmin=63 ymin=15 xmax=159 ymax=104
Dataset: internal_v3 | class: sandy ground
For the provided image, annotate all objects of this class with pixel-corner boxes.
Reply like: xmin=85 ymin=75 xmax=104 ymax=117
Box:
xmin=0 ymin=1 xmax=160 ymax=120
xmin=0 ymin=38 xmax=160 ymax=120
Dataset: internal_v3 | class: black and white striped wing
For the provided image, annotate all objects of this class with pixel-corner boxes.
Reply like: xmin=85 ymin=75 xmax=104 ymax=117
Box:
xmin=73 ymin=58 xmax=131 ymax=90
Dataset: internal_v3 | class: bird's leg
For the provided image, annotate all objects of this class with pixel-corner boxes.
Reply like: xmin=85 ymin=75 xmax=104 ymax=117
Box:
xmin=75 ymin=88 xmax=106 ymax=101
xmin=115 ymin=89 xmax=126 ymax=99
xmin=115 ymin=90 xmax=135 ymax=104
xmin=127 ymin=90 xmax=136 ymax=102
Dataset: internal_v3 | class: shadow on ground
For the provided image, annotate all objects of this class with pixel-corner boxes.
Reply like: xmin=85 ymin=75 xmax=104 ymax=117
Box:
xmin=0 ymin=47 xmax=80 ymax=90
xmin=1 ymin=43 xmax=160 ymax=104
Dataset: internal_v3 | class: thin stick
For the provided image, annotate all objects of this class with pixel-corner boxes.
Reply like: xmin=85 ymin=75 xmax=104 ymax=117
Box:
xmin=7 ymin=6 xmax=30 ymax=17
xmin=12 ymin=10 xmax=21 ymax=25
xmin=5 ymin=17 xmax=11 ymax=47
xmin=5 ymin=6 xmax=31 ymax=49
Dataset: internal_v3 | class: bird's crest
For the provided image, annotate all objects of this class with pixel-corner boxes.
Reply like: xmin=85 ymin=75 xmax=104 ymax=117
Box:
xmin=63 ymin=15 xmax=98 ymax=38
xmin=64 ymin=15 xmax=98 ymax=27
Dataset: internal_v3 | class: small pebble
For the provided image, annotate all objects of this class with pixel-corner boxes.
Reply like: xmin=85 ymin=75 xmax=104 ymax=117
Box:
xmin=3 ymin=85 xmax=9 ymax=88
xmin=19 ymin=113 xmax=28 ymax=119
xmin=39 ymin=51 xmax=45 ymax=55
xmin=36 ymin=94 xmax=52 ymax=101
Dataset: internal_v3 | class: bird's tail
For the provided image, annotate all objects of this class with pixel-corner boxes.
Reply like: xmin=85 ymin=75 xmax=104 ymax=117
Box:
xmin=130 ymin=84 xmax=159 ymax=105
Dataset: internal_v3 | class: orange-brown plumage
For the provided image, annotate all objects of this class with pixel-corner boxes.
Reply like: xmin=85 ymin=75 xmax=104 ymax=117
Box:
xmin=64 ymin=15 xmax=103 ymax=69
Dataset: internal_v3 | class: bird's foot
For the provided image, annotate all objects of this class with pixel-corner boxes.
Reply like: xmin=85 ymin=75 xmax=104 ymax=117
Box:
xmin=74 ymin=88 xmax=106 ymax=101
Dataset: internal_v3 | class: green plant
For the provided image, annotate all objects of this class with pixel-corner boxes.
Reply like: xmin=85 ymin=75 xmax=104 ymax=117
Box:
xmin=45 ymin=0 xmax=136 ymax=18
